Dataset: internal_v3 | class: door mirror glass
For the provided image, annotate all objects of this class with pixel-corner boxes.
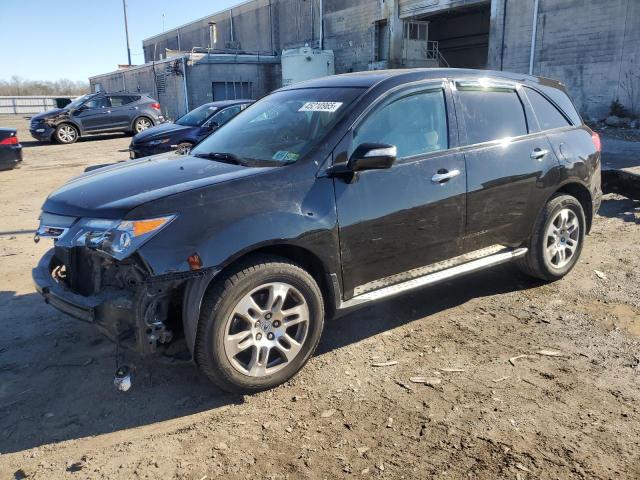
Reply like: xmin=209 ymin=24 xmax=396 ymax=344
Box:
xmin=348 ymin=143 xmax=397 ymax=171
xmin=204 ymin=121 xmax=219 ymax=130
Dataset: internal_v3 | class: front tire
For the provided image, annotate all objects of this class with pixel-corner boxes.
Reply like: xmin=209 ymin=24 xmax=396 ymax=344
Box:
xmin=54 ymin=123 xmax=79 ymax=144
xmin=195 ymin=255 xmax=325 ymax=393
xmin=517 ymin=194 xmax=586 ymax=281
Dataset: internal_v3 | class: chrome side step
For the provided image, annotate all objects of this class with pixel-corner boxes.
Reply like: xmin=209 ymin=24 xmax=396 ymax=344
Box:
xmin=337 ymin=247 xmax=527 ymax=310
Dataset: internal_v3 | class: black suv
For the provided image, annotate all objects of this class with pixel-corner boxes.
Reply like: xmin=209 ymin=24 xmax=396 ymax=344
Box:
xmin=33 ymin=69 xmax=601 ymax=393
xmin=29 ymin=91 xmax=164 ymax=144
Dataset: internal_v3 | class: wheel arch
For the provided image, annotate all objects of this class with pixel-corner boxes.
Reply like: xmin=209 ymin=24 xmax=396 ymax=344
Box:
xmin=131 ymin=115 xmax=154 ymax=131
xmin=553 ymin=181 xmax=593 ymax=233
xmin=54 ymin=121 xmax=82 ymax=138
xmin=181 ymin=242 xmax=336 ymax=357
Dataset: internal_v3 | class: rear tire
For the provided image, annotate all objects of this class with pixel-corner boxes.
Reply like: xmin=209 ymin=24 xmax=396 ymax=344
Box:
xmin=195 ymin=255 xmax=324 ymax=393
xmin=517 ymin=194 xmax=585 ymax=281
xmin=133 ymin=117 xmax=153 ymax=134
xmin=54 ymin=123 xmax=79 ymax=144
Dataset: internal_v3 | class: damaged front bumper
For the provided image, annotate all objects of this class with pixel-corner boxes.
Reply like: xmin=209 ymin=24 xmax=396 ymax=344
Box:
xmin=33 ymin=248 xmax=181 ymax=354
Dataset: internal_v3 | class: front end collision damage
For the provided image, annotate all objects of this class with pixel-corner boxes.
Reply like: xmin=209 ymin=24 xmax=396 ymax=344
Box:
xmin=33 ymin=246 xmax=216 ymax=356
xmin=32 ymin=160 xmax=340 ymax=358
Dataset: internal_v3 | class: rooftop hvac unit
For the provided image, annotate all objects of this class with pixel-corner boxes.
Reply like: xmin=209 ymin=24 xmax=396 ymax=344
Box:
xmin=281 ymin=47 xmax=335 ymax=87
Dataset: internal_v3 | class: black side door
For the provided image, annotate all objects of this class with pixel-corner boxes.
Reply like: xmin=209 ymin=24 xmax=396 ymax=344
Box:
xmin=73 ymin=95 xmax=112 ymax=132
xmin=521 ymin=85 xmax=598 ymax=193
xmin=452 ymin=80 xmax=561 ymax=252
xmin=333 ymin=82 xmax=467 ymax=297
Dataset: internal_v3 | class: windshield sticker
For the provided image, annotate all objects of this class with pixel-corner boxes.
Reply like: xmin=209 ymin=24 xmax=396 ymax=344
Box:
xmin=272 ymin=151 xmax=300 ymax=161
xmin=298 ymin=102 xmax=343 ymax=113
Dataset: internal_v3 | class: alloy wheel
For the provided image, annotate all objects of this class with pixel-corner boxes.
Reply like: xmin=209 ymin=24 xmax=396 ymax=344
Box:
xmin=58 ymin=125 xmax=76 ymax=143
xmin=135 ymin=118 xmax=152 ymax=133
xmin=544 ymin=207 xmax=580 ymax=269
xmin=223 ymin=282 xmax=310 ymax=377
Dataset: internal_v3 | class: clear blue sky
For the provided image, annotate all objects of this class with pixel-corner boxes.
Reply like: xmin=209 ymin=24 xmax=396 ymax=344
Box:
xmin=0 ymin=0 xmax=239 ymax=82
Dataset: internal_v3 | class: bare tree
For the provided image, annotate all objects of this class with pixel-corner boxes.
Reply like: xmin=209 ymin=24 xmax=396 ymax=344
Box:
xmin=0 ymin=76 xmax=89 ymax=96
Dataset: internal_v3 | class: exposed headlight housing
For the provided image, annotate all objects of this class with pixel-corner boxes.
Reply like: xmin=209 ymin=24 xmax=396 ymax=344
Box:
xmin=73 ymin=215 xmax=176 ymax=260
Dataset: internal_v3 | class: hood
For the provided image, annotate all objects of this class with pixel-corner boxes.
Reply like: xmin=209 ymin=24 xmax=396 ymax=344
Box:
xmin=132 ymin=122 xmax=194 ymax=143
xmin=31 ymin=108 xmax=67 ymax=122
xmin=41 ymin=153 xmax=275 ymax=219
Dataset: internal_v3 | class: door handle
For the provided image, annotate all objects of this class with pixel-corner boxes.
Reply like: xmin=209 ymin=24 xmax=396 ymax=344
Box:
xmin=129 ymin=106 xmax=139 ymax=110
xmin=431 ymin=169 xmax=461 ymax=183
xmin=530 ymin=148 xmax=548 ymax=160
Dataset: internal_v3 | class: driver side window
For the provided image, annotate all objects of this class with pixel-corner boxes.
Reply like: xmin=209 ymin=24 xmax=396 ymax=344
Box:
xmin=209 ymin=106 xmax=241 ymax=126
xmin=83 ymin=97 xmax=109 ymax=109
xmin=353 ymin=89 xmax=448 ymax=159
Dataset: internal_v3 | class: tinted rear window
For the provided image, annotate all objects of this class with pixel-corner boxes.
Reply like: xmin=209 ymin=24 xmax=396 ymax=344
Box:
xmin=110 ymin=95 xmax=139 ymax=106
xmin=540 ymin=87 xmax=582 ymax=126
xmin=525 ymin=87 xmax=571 ymax=131
xmin=457 ymin=89 xmax=528 ymax=145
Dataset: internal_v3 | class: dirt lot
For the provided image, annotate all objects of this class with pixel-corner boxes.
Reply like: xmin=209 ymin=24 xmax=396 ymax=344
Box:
xmin=0 ymin=116 xmax=639 ymax=479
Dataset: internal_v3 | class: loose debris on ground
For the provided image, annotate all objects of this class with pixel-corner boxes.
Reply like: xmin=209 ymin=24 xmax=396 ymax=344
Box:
xmin=0 ymin=117 xmax=639 ymax=479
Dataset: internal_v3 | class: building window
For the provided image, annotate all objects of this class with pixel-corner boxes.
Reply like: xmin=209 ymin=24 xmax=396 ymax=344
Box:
xmin=405 ymin=21 xmax=428 ymax=41
xmin=212 ymin=81 xmax=252 ymax=101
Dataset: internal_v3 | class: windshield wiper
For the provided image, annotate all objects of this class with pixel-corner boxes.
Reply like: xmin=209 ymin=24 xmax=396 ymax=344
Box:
xmin=194 ymin=152 xmax=247 ymax=165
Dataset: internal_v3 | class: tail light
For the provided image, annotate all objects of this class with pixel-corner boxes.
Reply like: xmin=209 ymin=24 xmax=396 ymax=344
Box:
xmin=151 ymin=102 xmax=161 ymax=111
xmin=0 ymin=135 xmax=18 ymax=145
xmin=591 ymin=131 xmax=601 ymax=152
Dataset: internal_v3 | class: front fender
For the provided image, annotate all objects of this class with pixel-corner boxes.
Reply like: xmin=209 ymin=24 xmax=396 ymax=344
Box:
xmin=134 ymin=166 xmax=338 ymax=276
xmin=48 ymin=114 xmax=82 ymax=135
xmin=182 ymin=268 xmax=219 ymax=355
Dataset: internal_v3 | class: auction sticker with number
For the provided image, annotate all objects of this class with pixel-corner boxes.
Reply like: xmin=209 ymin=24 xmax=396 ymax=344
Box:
xmin=298 ymin=102 xmax=343 ymax=113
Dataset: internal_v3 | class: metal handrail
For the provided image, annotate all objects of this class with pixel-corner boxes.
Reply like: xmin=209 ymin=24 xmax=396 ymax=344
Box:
xmin=438 ymin=50 xmax=450 ymax=68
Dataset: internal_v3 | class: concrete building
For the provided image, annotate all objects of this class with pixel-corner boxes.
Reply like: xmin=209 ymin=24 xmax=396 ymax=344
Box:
xmin=90 ymin=0 xmax=640 ymax=121
xmin=90 ymin=53 xmax=280 ymax=120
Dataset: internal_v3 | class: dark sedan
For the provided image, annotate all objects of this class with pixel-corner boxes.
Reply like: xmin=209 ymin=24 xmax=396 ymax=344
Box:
xmin=0 ymin=128 xmax=22 ymax=171
xmin=129 ymin=99 xmax=253 ymax=158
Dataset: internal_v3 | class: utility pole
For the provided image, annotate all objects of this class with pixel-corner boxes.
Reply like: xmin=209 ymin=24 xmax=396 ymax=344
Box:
xmin=122 ymin=0 xmax=132 ymax=66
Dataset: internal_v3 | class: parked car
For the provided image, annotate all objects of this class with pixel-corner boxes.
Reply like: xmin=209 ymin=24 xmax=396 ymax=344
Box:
xmin=0 ymin=128 xmax=22 ymax=171
xmin=129 ymin=100 xmax=253 ymax=158
xmin=29 ymin=91 xmax=164 ymax=144
xmin=33 ymin=69 xmax=601 ymax=393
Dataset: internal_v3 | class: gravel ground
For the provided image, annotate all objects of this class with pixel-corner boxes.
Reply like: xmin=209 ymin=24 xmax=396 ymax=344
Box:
xmin=0 ymin=116 xmax=639 ymax=479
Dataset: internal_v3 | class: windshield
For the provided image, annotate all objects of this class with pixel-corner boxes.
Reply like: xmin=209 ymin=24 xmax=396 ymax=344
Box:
xmin=191 ymin=87 xmax=365 ymax=165
xmin=176 ymin=104 xmax=219 ymax=127
xmin=66 ymin=94 xmax=96 ymax=110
